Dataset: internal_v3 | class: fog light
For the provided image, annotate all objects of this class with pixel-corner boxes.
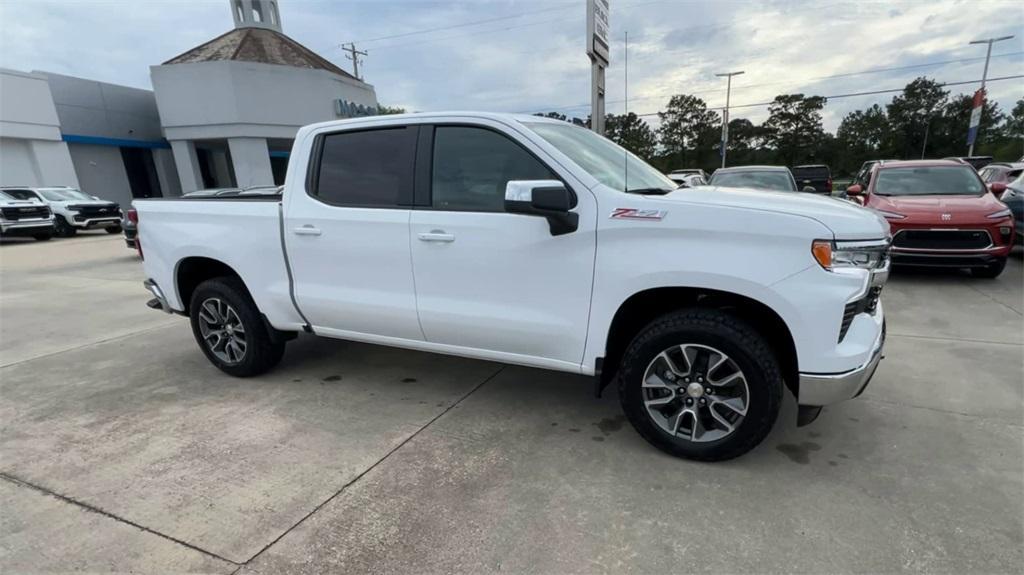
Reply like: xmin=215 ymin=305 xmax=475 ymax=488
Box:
xmin=999 ymin=226 xmax=1012 ymax=241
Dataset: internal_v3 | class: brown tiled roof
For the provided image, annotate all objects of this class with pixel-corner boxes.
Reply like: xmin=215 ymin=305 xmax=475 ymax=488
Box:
xmin=163 ymin=27 xmax=355 ymax=79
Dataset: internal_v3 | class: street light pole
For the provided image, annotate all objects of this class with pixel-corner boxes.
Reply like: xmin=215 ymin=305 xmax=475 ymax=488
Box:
xmin=967 ymin=35 xmax=1014 ymax=156
xmin=716 ymin=70 xmax=744 ymax=168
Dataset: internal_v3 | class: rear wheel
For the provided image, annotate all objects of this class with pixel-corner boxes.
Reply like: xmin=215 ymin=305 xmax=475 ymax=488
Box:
xmin=971 ymin=258 xmax=1006 ymax=279
xmin=189 ymin=277 xmax=285 ymax=377
xmin=53 ymin=216 xmax=75 ymax=237
xmin=618 ymin=308 xmax=782 ymax=461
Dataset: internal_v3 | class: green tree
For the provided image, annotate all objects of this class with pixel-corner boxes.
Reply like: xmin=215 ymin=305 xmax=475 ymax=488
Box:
xmin=605 ymin=112 xmax=658 ymax=160
xmin=929 ymin=93 xmax=1003 ymax=158
xmin=377 ymin=105 xmax=406 ymax=115
xmin=657 ymin=94 xmax=721 ymax=167
xmin=836 ymin=104 xmax=890 ymax=173
xmin=762 ymin=94 xmax=827 ymax=165
xmin=885 ymin=77 xmax=948 ymax=159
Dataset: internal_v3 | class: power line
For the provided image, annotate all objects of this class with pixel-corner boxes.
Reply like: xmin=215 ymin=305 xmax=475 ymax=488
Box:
xmin=521 ymin=51 xmax=1024 ymax=115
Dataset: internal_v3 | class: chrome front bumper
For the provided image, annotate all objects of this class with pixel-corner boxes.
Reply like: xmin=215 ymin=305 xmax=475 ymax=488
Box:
xmin=799 ymin=323 xmax=885 ymax=406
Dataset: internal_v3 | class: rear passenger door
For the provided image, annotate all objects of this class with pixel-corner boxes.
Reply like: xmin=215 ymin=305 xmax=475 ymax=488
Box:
xmin=409 ymin=122 xmax=597 ymax=368
xmin=284 ymin=125 xmax=424 ymax=341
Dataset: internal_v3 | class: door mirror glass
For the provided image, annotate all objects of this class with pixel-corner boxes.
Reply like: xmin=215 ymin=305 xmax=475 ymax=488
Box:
xmin=846 ymin=184 xmax=863 ymax=196
xmin=990 ymin=182 xmax=1007 ymax=194
xmin=504 ymin=180 xmax=578 ymax=236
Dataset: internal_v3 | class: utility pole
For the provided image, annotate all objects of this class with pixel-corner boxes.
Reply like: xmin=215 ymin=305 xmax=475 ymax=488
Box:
xmin=715 ymin=70 xmax=744 ymax=168
xmin=967 ymin=35 xmax=1013 ymax=156
xmin=341 ymin=42 xmax=368 ymax=80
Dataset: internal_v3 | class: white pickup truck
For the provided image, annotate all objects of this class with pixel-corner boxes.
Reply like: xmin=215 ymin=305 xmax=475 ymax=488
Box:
xmin=136 ymin=112 xmax=890 ymax=461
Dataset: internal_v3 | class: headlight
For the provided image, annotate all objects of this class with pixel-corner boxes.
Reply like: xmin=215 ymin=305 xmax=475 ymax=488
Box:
xmin=874 ymin=209 xmax=906 ymax=220
xmin=986 ymin=208 xmax=1012 ymax=219
xmin=812 ymin=239 xmax=890 ymax=271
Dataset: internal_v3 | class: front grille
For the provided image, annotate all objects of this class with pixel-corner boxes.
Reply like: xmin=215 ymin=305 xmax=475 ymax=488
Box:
xmin=839 ymin=286 xmax=883 ymax=342
xmin=1 ymin=206 xmax=50 ymax=221
xmin=70 ymin=204 xmax=120 ymax=219
xmin=893 ymin=229 xmax=991 ymax=250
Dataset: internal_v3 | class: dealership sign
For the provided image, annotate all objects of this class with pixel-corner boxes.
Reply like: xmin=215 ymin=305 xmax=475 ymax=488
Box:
xmin=587 ymin=0 xmax=610 ymax=66
xmin=335 ymin=99 xmax=379 ymax=118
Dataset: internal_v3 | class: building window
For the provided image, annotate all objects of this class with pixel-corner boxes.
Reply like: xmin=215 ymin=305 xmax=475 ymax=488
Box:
xmin=252 ymin=5 xmax=263 ymax=22
xmin=269 ymin=2 xmax=278 ymax=24
xmin=234 ymin=0 xmax=243 ymax=22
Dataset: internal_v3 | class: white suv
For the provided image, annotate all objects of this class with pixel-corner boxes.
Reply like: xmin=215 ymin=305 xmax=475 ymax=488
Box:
xmin=2 ymin=187 xmax=122 ymax=237
xmin=0 ymin=190 xmax=54 ymax=241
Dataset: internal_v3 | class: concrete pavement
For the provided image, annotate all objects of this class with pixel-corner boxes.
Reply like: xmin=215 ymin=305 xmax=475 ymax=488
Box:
xmin=1 ymin=233 xmax=1021 ymax=573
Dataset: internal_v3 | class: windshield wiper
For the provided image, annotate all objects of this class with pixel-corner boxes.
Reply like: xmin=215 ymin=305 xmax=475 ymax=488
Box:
xmin=624 ymin=187 xmax=674 ymax=195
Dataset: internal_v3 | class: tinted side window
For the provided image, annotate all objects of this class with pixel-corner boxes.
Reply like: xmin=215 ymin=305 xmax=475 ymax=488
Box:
xmin=432 ymin=126 xmax=557 ymax=211
xmin=315 ymin=127 xmax=414 ymax=207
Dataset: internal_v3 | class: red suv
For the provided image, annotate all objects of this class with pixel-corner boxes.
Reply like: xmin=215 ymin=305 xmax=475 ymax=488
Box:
xmin=847 ymin=159 xmax=1015 ymax=278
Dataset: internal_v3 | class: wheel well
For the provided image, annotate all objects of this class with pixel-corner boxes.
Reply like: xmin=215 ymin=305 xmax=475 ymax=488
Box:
xmin=175 ymin=257 xmax=242 ymax=314
xmin=601 ymin=288 xmax=799 ymax=397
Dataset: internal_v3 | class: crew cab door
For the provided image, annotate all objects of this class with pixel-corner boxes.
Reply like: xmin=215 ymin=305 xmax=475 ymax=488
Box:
xmin=283 ymin=125 xmax=423 ymax=341
xmin=409 ymin=123 xmax=597 ymax=368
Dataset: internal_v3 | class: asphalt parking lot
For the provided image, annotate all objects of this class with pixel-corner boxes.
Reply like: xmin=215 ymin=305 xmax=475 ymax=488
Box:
xmin=1 ymin=233 xmax=1021 ymax=574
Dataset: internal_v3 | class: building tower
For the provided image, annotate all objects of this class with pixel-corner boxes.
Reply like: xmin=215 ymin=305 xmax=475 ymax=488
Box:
xmin=230 ymin=0 xmax=282 ymax=32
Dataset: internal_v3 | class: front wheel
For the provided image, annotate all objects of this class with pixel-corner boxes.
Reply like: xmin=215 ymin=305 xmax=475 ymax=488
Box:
xmin=618 ymin=308 xmax=782 ymax=461
xmin=189 ymin=277 xmax=285 ymax=377
xmin=971 ymin=258 xmax=1006 ymax=279
xmin=53 ymin=216 xmax=76 ymax=237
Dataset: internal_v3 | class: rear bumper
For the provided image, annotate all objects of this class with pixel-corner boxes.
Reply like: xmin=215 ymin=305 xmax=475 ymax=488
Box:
xmin=1 ymin=220 xmax=54 ymax=236
xmin=143 ymin=279 xmax=172 ymax=314
xmin=799 ymin=322 xmax=885 ymax=406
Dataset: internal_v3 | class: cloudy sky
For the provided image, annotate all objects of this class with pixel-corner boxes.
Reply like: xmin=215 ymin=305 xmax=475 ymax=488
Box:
xmin=1 ymin=0 xmax=1021 ymax=131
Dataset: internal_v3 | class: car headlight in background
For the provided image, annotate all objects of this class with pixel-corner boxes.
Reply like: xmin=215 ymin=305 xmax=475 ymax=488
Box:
xmin=812 ymin=239 xmax=890 ymax=271
xmin=986 ymin=208 xmax=1012 ymax=219
xmin=872 ymin=209 xmax=906 ymax=220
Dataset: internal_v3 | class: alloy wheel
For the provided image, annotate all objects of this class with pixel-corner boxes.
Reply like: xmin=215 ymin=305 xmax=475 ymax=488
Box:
xmin=641 ymin=343 xmax=750 ymax=443
xmin=197 ymin=297 xmax=247 ymax=365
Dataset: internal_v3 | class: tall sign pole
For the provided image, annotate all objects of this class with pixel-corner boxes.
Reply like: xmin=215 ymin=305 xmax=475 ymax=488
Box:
xmin=715 ymin=70 xmax=744 ymax=168
xmin=967 ymin=35 xmax=1013 ymax=156
xmin=587 ymin=0 xmax=610 ymax=135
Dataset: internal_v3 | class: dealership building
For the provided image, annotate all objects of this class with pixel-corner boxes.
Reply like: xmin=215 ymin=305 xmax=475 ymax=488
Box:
xmin=0 ymin=0 xmax=378 ymax=206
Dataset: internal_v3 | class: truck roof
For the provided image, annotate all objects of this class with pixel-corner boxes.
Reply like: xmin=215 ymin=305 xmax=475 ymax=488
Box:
xmin=303 ymin=111 xmax=569 ymax=132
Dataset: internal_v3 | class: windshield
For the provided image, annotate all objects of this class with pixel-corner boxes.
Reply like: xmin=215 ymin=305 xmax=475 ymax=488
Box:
xmin=524 ymin=122 xmax=677 ymax=193
xmin=39 ymin=188 xmax=93 ymax=201
xmin=874 ymin=166 xmax=985 ymax=196
xmin=0 ymin=191 xmax=13 ymax=200
xmin=710 ymin=170 xmax=796 ymax=191
xmin=1 ymin=189 xmax=39 ymax=201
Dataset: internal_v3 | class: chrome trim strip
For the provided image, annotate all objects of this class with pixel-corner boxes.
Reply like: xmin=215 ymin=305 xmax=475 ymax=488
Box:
xmin=799 ymin=323 xmax=885 ymax=406
xmin=143 ymin=279 xmax=172 ymax=314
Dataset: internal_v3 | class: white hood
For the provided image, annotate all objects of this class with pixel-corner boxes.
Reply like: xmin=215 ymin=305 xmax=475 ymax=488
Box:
xmin=666 ymin=186 xmax=890 ymax=240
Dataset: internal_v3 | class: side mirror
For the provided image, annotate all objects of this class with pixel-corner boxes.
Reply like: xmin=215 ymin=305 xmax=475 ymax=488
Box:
xmin=802 ymin=186 xmax=818 ymax=193
xmin=990 ymin=182 xmax=1007 ymax=195
xmin=846 ymin=184 xmax=863 ymax=196
xmin=504 ymin=180 xmax=579 ymax=236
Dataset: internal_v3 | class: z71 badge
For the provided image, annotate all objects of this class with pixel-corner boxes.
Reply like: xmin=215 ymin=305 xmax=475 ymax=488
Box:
xmin=610 ymin=208 xmax=667 ymax=221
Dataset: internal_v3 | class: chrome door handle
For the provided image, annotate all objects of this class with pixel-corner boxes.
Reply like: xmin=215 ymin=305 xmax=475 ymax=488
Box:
xmin=293 ymin=225 xmax=322 ymax=236
xmin=417 ymin=230 xmax=455 ymax=242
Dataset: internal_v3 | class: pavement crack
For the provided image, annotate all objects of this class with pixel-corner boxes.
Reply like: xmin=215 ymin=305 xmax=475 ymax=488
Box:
xmin=238 ymin=365 xmax=506 ymax=568
xmin=861 ymin=397 xmax=1024 ymax=427
xmin=0 ymin=321 xmax=180 ymax=369
xmin=887 ymin=332 xmax=1022 ymax=347
xmin=961 ymin=280 xmax=1023 ymax=317
xmin=0 ymin=471 xmax=239 ymax=566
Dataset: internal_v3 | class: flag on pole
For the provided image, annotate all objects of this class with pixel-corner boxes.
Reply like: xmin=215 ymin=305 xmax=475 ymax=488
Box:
xmin=967 ymin=89 xmax=985 ymax=146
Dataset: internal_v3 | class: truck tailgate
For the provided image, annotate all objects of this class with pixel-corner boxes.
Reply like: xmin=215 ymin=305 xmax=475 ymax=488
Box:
xmin=134 ymin=199 xmax=305 ymax=329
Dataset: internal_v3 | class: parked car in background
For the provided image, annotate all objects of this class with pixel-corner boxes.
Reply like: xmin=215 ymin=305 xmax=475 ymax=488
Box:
xmin=0 ymin=190 xmax=54 ymax=241
xmin=852 ymin=159 xmax=899 ymax=189
xmin=709 ymin=166 xmax=812 ymax=192
xmin=791 ymin=164 xmax=833 ymax=195
xmin=122 ymin=207 xmax=138 ymax=249
xmin=668 ymin=173 xmax=707 ymax=188
xmin=847 ymin=159 xmax=1014 ymax=277
xmin=995 ymin=172 xmax=1024 ymax=242
xmin=943 ymin=156 xmax=993 ymax=171
xmin=668 ymin=168 xmax=708 ymax=181
xmin=136 ymin=112 xmax=890 ymax=462
xmin=1 ymin=186 xmax=121 ymax=237
xmin=977 ymin=162 xmax=1024 ymax=188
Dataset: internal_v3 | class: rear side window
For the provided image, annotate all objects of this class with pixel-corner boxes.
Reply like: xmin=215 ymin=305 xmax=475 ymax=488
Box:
xmin=314 ymin=127 xmax=415 ymax=207
xmin=431 ymin=126 xmax=557 ymax=211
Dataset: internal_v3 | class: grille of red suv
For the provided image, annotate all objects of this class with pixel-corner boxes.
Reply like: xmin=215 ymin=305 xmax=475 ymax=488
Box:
xmin=892 ymin=229 xmax=991 ymax=250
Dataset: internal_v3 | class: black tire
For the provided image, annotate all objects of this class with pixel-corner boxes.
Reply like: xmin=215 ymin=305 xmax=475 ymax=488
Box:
xmin=188 ymin=277 xmax=285 ymax=377
xmin=33 ymin=233 xmax=52 ymax=241
xmin=105 ymin=225 xmax=122 ymax=234
xmin=617 ymin=308 xmax=783 ymax=462
xmin=53 ymin=216 xmax=76 ymax=237
xmin=971 ymin=258 xmax=1006 ymax=279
